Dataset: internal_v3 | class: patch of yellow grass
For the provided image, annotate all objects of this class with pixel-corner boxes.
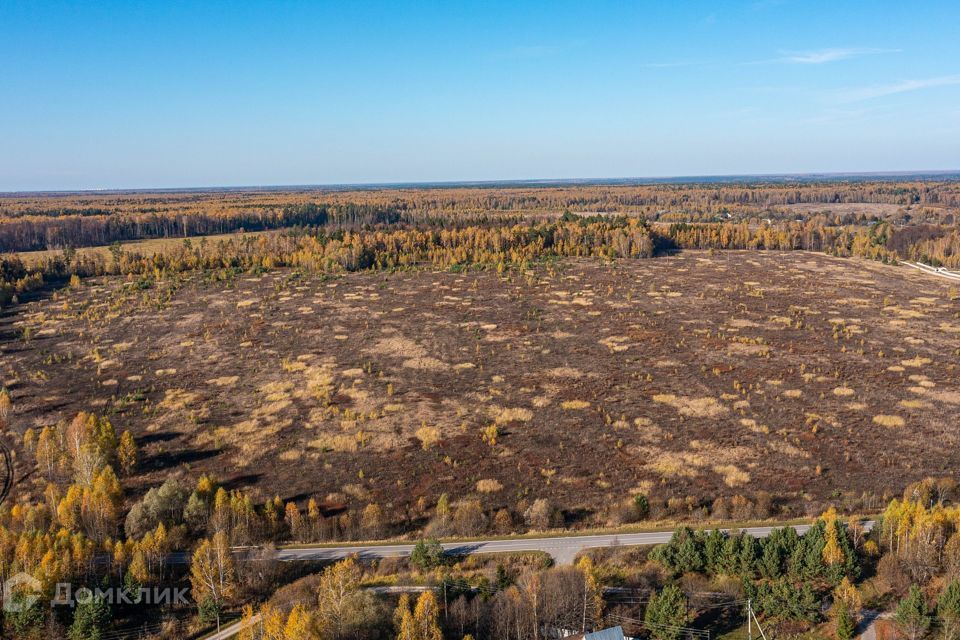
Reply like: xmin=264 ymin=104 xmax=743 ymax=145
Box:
xmin=714 ymin=464 xmax=751 ymax=488
xmin=652 ymin=394 xmax=728 ymax=418
xmin=159 ymin=388 xmax=199 ymax=410
xmin=782 ymin=389 xmax=803 ymax=398
xmin=261 ymin=380 xmax=294 ymax=402
xmin=901 ymin=357 xmax=932 ymax=368
xmin=493 ymin=406 xmax=534 ymax=424
xmin=281 ymin=359 xmax=307 ymax=373
xmin=599 ymin=335 xmax=631 ymax=352
xmin=561 ymin=400 xmax=591 ymax=410
xmin=309 ymin=434 xmax=358 ymax=452
xmin=476 ymin=479 xmax=503 ymax=493
xmin=547 ymin=367 xmax=583 ymax=378
xmin=416 ymin=426 xmax=441 ymax=449
xmin=832 ymin=387 xmax=855 ymax=397
xmin=649 ymin=452 xmax=702 ymax=479
xmin=727 ymin=342 xmax=770 ymax=356
xmin=873 ymin=414 xmax=905 ymax=428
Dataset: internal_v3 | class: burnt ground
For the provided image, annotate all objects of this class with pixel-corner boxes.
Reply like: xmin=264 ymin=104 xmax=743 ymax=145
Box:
xmin=2 ymin=251 xmax=959 ymax=525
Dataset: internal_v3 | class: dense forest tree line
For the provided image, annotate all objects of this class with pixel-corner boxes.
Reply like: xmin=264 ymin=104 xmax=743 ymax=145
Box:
xmin=661 ymin=220 xmax=899 ymax=261
xmin=3 ymin=180 xmax=959 ymax=252
xmin=0 ymin=203 xmax=411 ymax=252
xmin=0 ymin=217 xmax=654 ymax=307
xmin=6 ymin=210 xmax=960 ymax=311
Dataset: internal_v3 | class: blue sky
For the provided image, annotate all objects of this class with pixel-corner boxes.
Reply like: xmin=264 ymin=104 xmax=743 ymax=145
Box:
xmin=2 ymin=0 xmax=959 ymax=191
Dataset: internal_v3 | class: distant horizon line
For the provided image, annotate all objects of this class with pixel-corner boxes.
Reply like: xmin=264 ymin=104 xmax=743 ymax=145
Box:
xmin=4 ymin=169 xmax=960 ymax=196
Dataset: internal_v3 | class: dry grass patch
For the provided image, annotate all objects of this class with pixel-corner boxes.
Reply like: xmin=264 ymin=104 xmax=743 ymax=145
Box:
xmin=476 ymin=479 xmax=503 ymax=493
xmin=727 ymin=342 xmax=770 ymax=356
xmin=493 ymin=406 xmax=534 ymax=424
xmin=261 ymin=380 xmax=294 ymax=402
xmin=599 ymin=335 xmax=631 ymax=352
xmin=309 ymin=434 xmax=358 ymax=452
xmin=159 ymin=388 xmax=200 ymax=410
xmin=652 ymin=394 xmax=728 ymax=418
xmin=872 ymin=414 xmax=906 ymax=428
xmin=832 ymin=387 xmax=855 ymax=397
xmin=416 ymin=426 xmax=441 ymax=449
xmin=648 ymin=452 xmax=703 ymax=479
xmin=931 ymin=391 xmax=960 ymax=405
xmin=403 ymin=357 xmax=448 ymax=371
xmin=547 ymin=367 xmax=583 ymax=378
xmin=714 ymin=464 xmax=751 ymax=488
xmin=561 ymin=400 xmax=591 ymax=410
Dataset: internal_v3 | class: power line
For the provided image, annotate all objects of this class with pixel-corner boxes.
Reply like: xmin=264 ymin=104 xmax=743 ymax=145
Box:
xmin=607 ymin=613 xmax=711 ymax=640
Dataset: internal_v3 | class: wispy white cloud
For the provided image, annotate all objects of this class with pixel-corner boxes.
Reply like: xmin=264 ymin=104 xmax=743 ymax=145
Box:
xmin=838 ymin=75 xmax=960 ymax=102
xmin=743 ymin=47 xmax=899 ymax=66
xmin=776 ymin=47 xmax=899 ymax=64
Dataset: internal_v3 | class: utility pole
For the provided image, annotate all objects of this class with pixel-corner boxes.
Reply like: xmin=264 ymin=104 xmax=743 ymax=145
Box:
xmin=747 ymin=597 xmax=769 ymax=640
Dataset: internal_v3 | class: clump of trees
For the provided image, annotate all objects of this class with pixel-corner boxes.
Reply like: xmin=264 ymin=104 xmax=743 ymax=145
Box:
xmin=649 ymin=509 xmax=859 ymax=630
xmin=0 ymin=411 xmax=144 ymax=637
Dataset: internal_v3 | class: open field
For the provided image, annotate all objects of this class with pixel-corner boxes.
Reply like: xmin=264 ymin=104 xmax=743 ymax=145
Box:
xmin=3 ymin=250 xmax=959 ymax=527
xmin=14 ymin=229 xmax=272 ymax=266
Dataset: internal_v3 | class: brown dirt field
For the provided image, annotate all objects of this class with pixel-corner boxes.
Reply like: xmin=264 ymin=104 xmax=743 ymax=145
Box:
xmin=2 ymin=251 xmax=959 ymax=524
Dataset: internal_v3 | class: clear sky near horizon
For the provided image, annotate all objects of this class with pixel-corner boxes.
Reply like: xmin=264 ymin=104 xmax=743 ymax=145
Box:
xmin=2 ymin=0 xmax=960 ymax=191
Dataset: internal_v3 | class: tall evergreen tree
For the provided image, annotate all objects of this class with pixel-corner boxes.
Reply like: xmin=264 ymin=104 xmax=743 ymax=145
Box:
xmin=939 ymin=580 xmax=960 ymax=640
xmin=69 ymin=595 xmax=111 ymax=640
xmin=644 ymin=585 xmax=689 ymax=640
xmin=895 ymin=586 xmax=931 ymax=640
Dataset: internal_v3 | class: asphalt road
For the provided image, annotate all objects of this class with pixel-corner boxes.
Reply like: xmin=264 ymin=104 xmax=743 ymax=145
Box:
xmin=205 ymin=615 xmax=259 ymax=640
xmin=267 ymin=521 xmax=875 ymax=565
xmin=198 ymin=521 xmax=875 ymax=638
xmin=168 ymin=521 xmax=877 ymax=566
xmin=903 ymin=261 xmax=960 ymax=281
